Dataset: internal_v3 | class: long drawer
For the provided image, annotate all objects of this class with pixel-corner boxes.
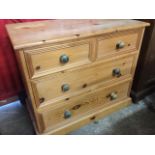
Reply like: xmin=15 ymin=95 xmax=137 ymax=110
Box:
xmin=31 ymin=53 xmax=135 ymax=106
xmin=97 ymin=29 xmax=142 ymax=59
xmin=25 ymin=40 xmax=91 ymax=78
xmin=38 ymin=79 xmax=131 ymax=132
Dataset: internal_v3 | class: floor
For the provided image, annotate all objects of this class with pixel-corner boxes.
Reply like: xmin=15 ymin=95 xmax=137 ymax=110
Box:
xmin=0 ymin=94 xmax=155 ymax=135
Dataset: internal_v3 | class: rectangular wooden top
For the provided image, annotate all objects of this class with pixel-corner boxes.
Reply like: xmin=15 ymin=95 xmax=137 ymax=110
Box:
xmin=6 ymin=19 xmax=149 ymax=50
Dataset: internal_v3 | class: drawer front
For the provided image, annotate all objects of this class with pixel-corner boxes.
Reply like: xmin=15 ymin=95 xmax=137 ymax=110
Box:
xmin=25 ymin=41 xmax=91 ymax=77
xmin=39 ymin=80 xmax=131 ymax=131
xmin=97 ymin=29 xmax=141 ymax=59
xmin=32 ymin=54 xmax=135 ymax=106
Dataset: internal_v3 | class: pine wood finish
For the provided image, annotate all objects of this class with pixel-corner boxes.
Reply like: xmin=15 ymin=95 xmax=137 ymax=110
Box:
xmin=39 ymin=79 xmax=131 ymax=132
xmin=32 ymin=53 xmax=135 ymax=107
xmin=25 ymin=40 xmax=91 ymax=78
xmin=6 ymin=20 xmax=149 ymax=135
xmin=97 ymin=29 xmax=141 ymax=59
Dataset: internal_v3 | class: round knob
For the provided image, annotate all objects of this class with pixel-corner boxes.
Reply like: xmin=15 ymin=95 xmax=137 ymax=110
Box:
xmin=35 ymin=66 xmax=41 ymax=70
xmin=64 ymin=110 xmax=72 ymax=119
xmin=109 ymin=92 xmax=118 ymax=100
xmin=116 ymin=41 xmax=125 ymax=49
xmin=112 ymin=68 xmax=121 ymax=77
xmin=39 ymin=97 xmax=45 ymax=103
xmin=60 ymin=54 xmax=69 ymax=64
xmin=61 ymin=84 xmax=70 ymax=92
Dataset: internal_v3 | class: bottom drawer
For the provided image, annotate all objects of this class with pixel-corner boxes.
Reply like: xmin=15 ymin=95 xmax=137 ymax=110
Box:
xmin=39 ymin=79 xmax=131 ymax=132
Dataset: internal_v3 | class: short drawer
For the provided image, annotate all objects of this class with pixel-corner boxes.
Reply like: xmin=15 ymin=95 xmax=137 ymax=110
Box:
xmin=97 ymin=29 xmax=142 ymax=59
xmin=39 ymin=79 xmax=131 ymax=131
xmin=31 ymin=53 xmax=135 ymax=106
xmin=25 ymin=41 xmax=91 ymax=78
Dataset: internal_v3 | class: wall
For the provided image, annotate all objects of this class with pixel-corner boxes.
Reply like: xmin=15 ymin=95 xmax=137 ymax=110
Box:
xmin=0 ymin=19 xmax=45 ymax=105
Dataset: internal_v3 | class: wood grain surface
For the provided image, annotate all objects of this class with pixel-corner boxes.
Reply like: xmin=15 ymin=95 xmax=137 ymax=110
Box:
xmin=6 ymin=20 xmax=149 ymax=134
xmin=6 ymin=19 xmax=149 ymax=50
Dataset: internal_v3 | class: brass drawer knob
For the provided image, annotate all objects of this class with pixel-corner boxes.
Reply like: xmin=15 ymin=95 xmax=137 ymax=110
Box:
xmin=60 ymin=54 xmax=69 ymax=64
xmin=64 ymin=110 xmax=72 ymax=119
xmin=62 ymin=84 xmax=70 ymax=92
xmin=116 ymin=41 xmax=125 ymax=49
xmin=108 ymin=92 xmax=118 ymax=100
xmin=35 ymin=66 xmax=41 ymax=70
xmin=112 ymin=68 xmax=122 ymax=77
xmin=39 ymin=97 xmax=45 ymax=103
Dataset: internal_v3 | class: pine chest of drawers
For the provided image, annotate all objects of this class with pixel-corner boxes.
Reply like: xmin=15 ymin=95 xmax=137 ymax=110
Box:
xmin=6 ymin=20 xmax=149 ymax=134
